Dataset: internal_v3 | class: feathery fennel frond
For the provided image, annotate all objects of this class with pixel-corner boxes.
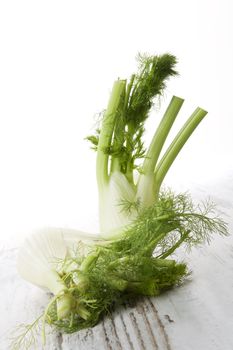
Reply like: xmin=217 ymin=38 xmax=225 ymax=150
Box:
xmin=126 ymin=53 xmax=178 ymax=125
xmin=112 ymin=189 xmax=228 ymax=257
xmin=10 ymin=315 xmax=43 ymax=350
xmin=118 ymin=198 xmax=141 ymax=216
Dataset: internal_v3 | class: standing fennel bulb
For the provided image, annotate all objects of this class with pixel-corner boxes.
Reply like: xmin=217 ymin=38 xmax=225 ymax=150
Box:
xmin=14 ymin=53 xmax=228 ymax=349
xmin=92 ymin=55 xmax=207 ymax=237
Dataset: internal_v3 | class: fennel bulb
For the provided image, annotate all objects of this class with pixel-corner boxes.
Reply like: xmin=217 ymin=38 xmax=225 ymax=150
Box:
xmin=17 ymin=228 xmax=99 ymax=320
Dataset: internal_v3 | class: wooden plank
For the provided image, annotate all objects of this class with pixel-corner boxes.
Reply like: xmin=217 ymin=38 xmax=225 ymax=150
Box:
xmin=0 ymin=248 xmax=61 ymax=350
xmin=61 ymin=299 xmax=172 ymax=350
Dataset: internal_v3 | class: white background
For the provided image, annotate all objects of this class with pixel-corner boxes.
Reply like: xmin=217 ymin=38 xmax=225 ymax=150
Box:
xmin=0 ymin=0 xmax=233 ymax=247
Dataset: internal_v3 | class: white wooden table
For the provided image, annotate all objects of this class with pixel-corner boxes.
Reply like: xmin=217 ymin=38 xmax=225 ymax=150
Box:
xmin=1 ymin=177 xmax=233 ymax=350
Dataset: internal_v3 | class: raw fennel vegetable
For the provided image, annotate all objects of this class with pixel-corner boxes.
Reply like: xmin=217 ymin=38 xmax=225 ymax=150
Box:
xmin=14 ymin=53 xmax=228 ymax=348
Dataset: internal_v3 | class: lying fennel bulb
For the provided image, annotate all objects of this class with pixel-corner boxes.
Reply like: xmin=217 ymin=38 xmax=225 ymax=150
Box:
xmin=17 ymin=229 xmax=99 ymax=319
xmin=14 ymin=53 xmax=228 ymax=349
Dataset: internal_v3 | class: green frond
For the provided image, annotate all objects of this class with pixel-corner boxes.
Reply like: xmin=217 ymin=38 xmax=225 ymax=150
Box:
xmin=118 ymin=198 xmax=141 ymax=216
xmin=10 ymin=315 xmax=43 ymax=350
xmin=111 ymin=189 xmax=228 ymax=257
xmin=127 ymin=53 xmax=178 ymax=126
xmin=85 ymin=133 xmax=99 ymax=151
